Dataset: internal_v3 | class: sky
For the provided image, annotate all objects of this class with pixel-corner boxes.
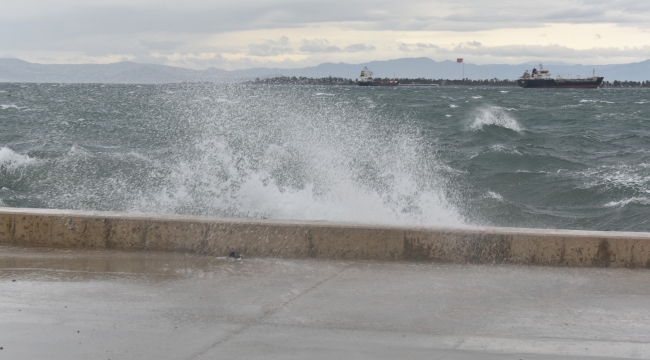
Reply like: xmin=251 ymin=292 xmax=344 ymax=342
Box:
xmin=2 ymin=0 xmax=650 ymax=70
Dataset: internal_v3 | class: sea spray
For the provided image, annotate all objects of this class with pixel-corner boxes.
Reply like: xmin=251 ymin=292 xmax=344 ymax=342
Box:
xmin=130 ymin=85 xmax=463 ymax=225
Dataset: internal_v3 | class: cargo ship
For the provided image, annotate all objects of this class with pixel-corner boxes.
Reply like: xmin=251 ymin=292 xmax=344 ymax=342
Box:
xmin=517 ymin=64 xmax=604 ymax=89
xmin=357 ymin=67 xmax=399 ymax=86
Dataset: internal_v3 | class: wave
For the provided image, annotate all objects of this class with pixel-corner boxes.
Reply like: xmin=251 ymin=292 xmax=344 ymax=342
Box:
xmin=577 ymin=165 xmax=650 ymax=191
xmin=580 ymin=99 xmax=614 ymax=104
xmin=490 ymin=144 xmax=522 ymax=155
xmin=487 ymin=191 xmax=504 ymax=202
xmin=97 ymin=86 xmax=465 ymax=226
xmin=1 ymin=104 xmax=20 ymax=110
xmin=470 ymin=105 xmax=522 ymax=132
xmin=0 ymin=147 xmax=36 ymax=171
xmin=604 ymin=197 xmax=650 ymax=207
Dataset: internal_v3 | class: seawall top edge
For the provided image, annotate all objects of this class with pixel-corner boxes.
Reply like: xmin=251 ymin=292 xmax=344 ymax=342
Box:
xmin=1 ymin=207 xmax=649 ymax=239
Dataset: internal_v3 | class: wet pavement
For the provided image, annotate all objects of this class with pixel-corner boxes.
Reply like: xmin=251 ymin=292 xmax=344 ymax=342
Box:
xmin=1 ymin=246 xmax=650 ymax=360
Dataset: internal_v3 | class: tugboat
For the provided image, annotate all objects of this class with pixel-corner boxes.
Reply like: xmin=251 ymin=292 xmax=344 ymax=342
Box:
xmin=517 ymin=64 xmax=604 ymax=89
xmin=357 ymin=67 xmax=399 ymax=86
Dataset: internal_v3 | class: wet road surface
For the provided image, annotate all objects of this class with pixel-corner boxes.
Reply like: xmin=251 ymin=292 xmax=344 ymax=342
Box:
xmin=1 ymin=246 xmax=649 ymax=359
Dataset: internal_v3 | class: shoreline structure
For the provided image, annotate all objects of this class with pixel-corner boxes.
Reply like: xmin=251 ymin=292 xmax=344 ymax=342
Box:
xmin=248 ymin=76 xmax=650 ymax=87
xmin=1 ymin=208 xmax=649 ymax=268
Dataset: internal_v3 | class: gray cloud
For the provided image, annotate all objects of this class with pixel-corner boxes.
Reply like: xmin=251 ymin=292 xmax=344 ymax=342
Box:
xmin=399 ymin=43 xmax=441 ymax=52
xmin=343 ymin=44 xmax=375 ymax=52
xmin=138 ymin=40 xmax=185 ymax=51
xmin=299 ymin=39 xmax=375 ymax=53
xmin=4 ymin=0 xmax=650 ymax=43
xmin=451 ymin=43 xmax=650 ymax=60
xmin=1 ymin=0 xmax=650 ymax=68
xmin=299 ymin=39 xmax=341 ymax=53
xmin=248 ymin=36 xmax=292 ymax=56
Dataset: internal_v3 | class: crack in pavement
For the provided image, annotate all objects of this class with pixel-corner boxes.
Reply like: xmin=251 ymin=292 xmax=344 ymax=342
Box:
xmin=187 ymin=262 xmax=353 ymax=360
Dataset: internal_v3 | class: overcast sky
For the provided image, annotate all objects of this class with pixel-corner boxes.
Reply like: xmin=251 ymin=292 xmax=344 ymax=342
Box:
xmin=2 ymin=0 xmax=650 ymax=69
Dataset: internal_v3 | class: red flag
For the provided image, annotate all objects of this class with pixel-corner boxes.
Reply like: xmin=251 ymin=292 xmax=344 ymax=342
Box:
xmin=457 ymin=58 xmax=463 ymax=63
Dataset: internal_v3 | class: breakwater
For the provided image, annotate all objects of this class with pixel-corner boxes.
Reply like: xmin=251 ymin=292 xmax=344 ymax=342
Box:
xmin=1 ymin=208 xmax=649 ymax=268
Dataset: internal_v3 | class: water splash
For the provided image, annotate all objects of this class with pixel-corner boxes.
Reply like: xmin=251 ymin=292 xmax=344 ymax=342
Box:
xmin=0 ymin=147 xmax=35 ymax=171
xmin=31 ymin=85 xmax=462 ymax=226
xmin=140 ymin=86 xmax=462 ymax=225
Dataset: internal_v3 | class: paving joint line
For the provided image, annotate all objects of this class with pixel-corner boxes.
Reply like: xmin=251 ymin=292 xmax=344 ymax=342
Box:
xmin=187 ymin=262 xmax=354 ymax=359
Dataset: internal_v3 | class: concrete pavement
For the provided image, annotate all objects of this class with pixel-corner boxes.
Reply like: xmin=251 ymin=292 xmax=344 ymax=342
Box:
xmin=1 ymin=246 xmax=650 ymax=359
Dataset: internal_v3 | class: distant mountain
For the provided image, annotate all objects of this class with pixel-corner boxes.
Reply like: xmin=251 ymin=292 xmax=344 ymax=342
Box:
xmin=0 ymin=58 xmax=228 ymax=84
xmin=1 ymin=57 xmax=649 ymax=83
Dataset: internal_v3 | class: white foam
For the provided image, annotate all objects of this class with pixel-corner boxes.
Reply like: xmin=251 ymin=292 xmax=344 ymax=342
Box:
xmin=470 ymin=105 xmax=522 ymax=132
xmin=472 ymin=96 xmax=483 ymax=99
xmin=576 ymin=166 xmax=650 ymax=195
xmin=0 ymin=147 xmax=36 ymax=170
xmin=489 ymin=144 xmax=522 ymax=155
xmin=449 ymin=104 xmax=458 ymax=108
xmin=500 ymin=91 xmax=509 ymax=93
xmin=580 ymin=99 xmax=614 ymax=104
xmin=129 ymin=87 xmax=463 ymax=226
xmin=487 ymin=191 xmax=504 ymax=202
xmin=1 ymin=104 xmax=20 ymax=110
xmin=604 ymin=197 xmax=650 ymax=207
xmin=314 ymin=93 xmax=334 ymax=96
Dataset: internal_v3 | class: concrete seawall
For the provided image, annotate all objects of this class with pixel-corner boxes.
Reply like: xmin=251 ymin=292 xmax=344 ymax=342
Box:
xmin=1 ymin=208 xmax=649 ymax=268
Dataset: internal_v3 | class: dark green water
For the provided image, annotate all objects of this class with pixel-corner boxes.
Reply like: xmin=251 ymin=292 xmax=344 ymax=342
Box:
xmin=1 ymin=83 xmax=649 ymax=231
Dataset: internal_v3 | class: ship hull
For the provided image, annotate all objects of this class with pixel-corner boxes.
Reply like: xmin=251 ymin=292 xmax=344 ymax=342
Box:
xmin=517 ymin=77 xmax=604 ymax=89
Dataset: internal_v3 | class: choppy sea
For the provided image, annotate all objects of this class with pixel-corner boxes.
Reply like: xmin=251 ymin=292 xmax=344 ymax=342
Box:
xmin=1 ymin=83 xmax=649 ymax=231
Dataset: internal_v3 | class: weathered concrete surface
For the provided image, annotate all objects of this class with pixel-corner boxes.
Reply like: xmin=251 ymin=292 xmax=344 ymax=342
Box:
xmin=1 ymin=208 xmax=650 ymax=268
xmin=1 ymin=247 xmax=650 ymax=359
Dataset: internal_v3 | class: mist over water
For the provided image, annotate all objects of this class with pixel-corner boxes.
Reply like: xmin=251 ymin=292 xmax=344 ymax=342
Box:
xmin=1 ymin=83 xmax=649 ymax=231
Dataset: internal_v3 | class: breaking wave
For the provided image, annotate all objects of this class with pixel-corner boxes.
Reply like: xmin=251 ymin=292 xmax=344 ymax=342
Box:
xmin=470 ymin=105 xmax=522 ymax=132
xmin=0 ymin=147 xmax=36 ymax=171
xmin=604 ymin=197 xmax=650 ymax=208
xmin=34 ymin=85 xmax=463 ymax=226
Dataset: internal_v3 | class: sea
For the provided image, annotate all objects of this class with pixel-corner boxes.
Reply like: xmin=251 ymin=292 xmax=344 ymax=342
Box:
xmin=1 ymin=83 xmax=649 ymax=231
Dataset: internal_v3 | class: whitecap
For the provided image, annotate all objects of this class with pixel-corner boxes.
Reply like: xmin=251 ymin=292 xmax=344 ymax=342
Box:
xmin=487 ymin=191 xmax=504 ymax=201
xmin=472 ymin=96 xmax=483 ymax=99
xmin=1 ymin=104 xmax=20 ymax=110
xmin=470 ymin=105 xmax=522 ymax=132
xmin=445 ymin=114 xmax=452 ymax=117
xmin=490 ymin=144 xmax=522 ymax=155
xmin=580 ymin=99 xmax=614 ymax=104
xmin=449 ymin=104 xmax=458 ymax=108
xmin=516 ymin=170 xmax=546 ymax=174
xmin=500 ymin=91 xmax=509 ymax=93
xmin=604 ymin=197 xmax=650 ymax=207
xmin=215 ymin=98 xmax=238 ymax=103
xmin=314 ymin=93 xmax=334 ymax=96
xmin=0 ymin=147 xmax=36 ymax=170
